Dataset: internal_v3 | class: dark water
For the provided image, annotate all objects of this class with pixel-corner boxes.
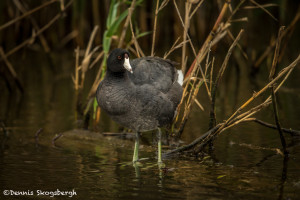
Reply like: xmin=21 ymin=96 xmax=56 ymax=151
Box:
xmin=1 ymin=51 xmax=300 ymax=200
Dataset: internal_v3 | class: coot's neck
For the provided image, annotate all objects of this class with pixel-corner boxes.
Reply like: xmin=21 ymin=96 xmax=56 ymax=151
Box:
xmin=106 ymin=69 xmax=130 ymax=81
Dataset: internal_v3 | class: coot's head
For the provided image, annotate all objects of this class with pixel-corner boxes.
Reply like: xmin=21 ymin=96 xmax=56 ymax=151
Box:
xmin=107 ymin=48 xmax=132 ymax=73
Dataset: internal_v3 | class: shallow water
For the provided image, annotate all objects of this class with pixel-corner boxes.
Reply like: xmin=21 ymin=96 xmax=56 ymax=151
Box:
xmin=1 ymin=51 xmax=300 ymax=199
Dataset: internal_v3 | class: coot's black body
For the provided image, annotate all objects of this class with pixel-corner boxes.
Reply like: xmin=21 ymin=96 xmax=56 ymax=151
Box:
xmin=96 ymin=48 xmax=183 ymax=163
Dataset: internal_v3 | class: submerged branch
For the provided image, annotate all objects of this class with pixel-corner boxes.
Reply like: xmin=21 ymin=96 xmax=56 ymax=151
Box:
xmin=52 ymin=133 xmax=63 ymax=147
xmin=252 ymin=119 xmax=300 ymax=136
xmin=35 ymin=128 xmax=43 ymax=144
xmin=164 ymin=124 xmax=222 ymax=156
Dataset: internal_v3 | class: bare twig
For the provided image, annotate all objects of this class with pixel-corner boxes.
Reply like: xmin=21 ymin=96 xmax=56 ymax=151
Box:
xmin=59 ymin=0 xmax=65 ymax=10
xmin=73 ymin=46 xmax=80 ymax=91
xmin=151 ymin=0 xmax=160 ymax=56
xmin=118 ymin=0 xmax=136 ymax=48
xmin=227 ymin=55 xmax=300 ymax=126
xmin=87 ymin=63 xmax=104 ymax=100
xmin=35 ymin=128 xmax=43 ymax=144
xmin=249 ymin=0 xmax=278 ymax=21
xmin=59 ymin=30 xmax=79 ymax=48
xmin=181 ymin=1 xmax=192 ymax=74
xmin=164 ymin=37 xmax=181 ymax=59
xmin=164 ymin=125 xmax=222 ymax=156
xmin=221 ymin=99 xmax=272 ymax=133
xmin=254 ymin=8 xmax=300 ymax=68
xmin=129 ymin=19 xmax=145 ymax=58
xmin=52 ymin=133 xmax=63 ymax=147
xmin=229 ymin=17 xmax=248 ymax=23
xmin=90 ymin=51 xmax=104 ymax=69
xmin=227 ymin=30 xmax=248 ymax=60
xmin=3 ymin=0 xmax=73 ymax=59
xmin=80 ymin=26 xmax=100 ymax=88
xmin=209 ymin=29 xmax=244 ymax=129
xmin=189 ymin=0 xmax=204 ymax=20
xmin=180 ymin=0 xmax=204 ymax=73
xmin=167 ymin=55 xmax=300 ymax=155
xmin=269 ymin=26 xmax=288 ymax=155
xmin=201 ymin=55 xmax=300 ymax=151
xmin=172 ymin=2 xmax=232 ymax=132
xmin=252 ymin=119 xmax=300 ymax=136
xmin=0 ymin=0 xmax=58 ymax=31
xmin=158 ymin=0 xmax=169 ymax=12
xmin=175 ymin=66 xmax=206 ymax=138
xmin=269 ymin=27 xmax=285 ymax=79
xmin=13 ymin=0 xmax=51 ymax=53
xmin=150 ymin=0 xmax=169 ymax=56
xmin=0 ymin=47 xmax=23 ymax=92
xmin=226 ymin=0 xmax=246 ymax=23
xmin=172 ymin=1 xmax=231 ymax=134
xmin=209 ymin=57 xmax=214 ymax=93
xmin=217 ymin=30 xmax=243 ymax=85
xmin=1 ymin=121 xmax=8 ymax=136
xmin=185 ymin=0 xmax=231 ymax=79
xmin=243 ymin=4 xmax=278 ymax=9
xmin=173 ymin=0 xmax=213 ymax=99
xmin=85 ymin=26 xmax=99 ymax=59
xmin=231 ymin=142 xmax=283 ymax=155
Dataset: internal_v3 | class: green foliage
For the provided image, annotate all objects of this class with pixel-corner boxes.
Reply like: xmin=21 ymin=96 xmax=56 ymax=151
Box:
xmin=124 ymin=0 xmax=144 ymax=6
xmin=217 ymin=175 xmax=227 ymax=179
xmin=102 ymin=0 xmax=128 ymax=53
xmin=106 ymin=10 xmax=128 ymax=38
xmin=93 ymin=97 xmax=98 ymax=120
xmin=134 ymin=24 xmax=151 ymax=39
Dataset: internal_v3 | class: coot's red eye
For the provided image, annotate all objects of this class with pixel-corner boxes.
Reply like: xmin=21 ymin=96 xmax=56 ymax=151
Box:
xmin=117 ymin=56 xmax=122 ymax=60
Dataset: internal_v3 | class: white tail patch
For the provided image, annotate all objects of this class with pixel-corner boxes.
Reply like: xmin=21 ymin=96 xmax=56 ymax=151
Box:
xmin=177 ymin=70 xmax=184 ymax=86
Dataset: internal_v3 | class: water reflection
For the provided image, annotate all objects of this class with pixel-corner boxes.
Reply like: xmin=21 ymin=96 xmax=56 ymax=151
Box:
xmin=1 ymin=128 xmax=300 ymax=199
xmin=278 ymin=155 xmax=289 ymax=200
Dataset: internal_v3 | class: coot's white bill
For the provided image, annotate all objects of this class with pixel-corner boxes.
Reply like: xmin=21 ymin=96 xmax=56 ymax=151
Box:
xmin=124 ymin=57 xmax=133 ymax=73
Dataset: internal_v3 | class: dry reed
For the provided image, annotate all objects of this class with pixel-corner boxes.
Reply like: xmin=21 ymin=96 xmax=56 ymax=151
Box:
xmin=12 ymin=0 xmax=51 ymax=53
xmin=0 ymin=47 xmax=24 ymax=92
xmin=269 ymin=26 xmax=288 ymax=155
xmin=0 ymin=0 xmax=58 ymax=31
xmin=165 ymin=53 xmax=300 ymax=156
xmin=2 ymin=0 xmax=73 ymax=59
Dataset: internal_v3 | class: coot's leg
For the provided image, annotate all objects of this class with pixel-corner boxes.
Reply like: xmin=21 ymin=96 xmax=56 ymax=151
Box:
xmin=157 ymin=128 xmax=162 ymax=163
xmin=133 ymin=132 xmax=140 ymax=163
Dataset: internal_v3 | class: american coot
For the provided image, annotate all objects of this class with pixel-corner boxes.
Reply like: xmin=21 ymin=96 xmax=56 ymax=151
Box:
xmin=96 ymin=48 xmax=183 ymax=164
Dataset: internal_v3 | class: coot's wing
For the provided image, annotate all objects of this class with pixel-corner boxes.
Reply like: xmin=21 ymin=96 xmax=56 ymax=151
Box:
xmin=134 ymin=84 xmax=175 ymax=127
xmin=128 ymin=57 xmax=178 ymax=93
